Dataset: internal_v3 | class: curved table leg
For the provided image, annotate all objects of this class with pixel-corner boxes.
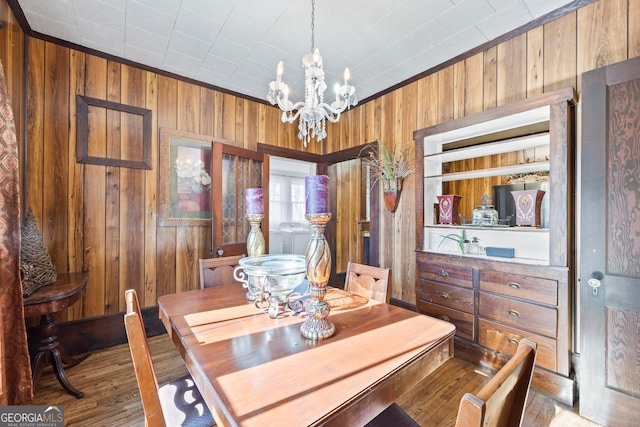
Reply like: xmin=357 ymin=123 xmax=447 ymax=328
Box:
xmin=57 ymin=343 xmax=91 ymax=368
xmin=49 ymin=347 xmax=84 ymax=398
xmin=31 ymin=313 xmax=87 ymax=399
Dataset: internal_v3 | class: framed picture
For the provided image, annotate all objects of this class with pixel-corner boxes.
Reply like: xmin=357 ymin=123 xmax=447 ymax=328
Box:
xmin=159 ymin=128 xmax=213 ymax=226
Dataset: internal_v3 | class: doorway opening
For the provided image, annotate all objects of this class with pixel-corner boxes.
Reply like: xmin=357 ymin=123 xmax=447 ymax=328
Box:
xmin=269 ymin=156 xmax=316 ymax=255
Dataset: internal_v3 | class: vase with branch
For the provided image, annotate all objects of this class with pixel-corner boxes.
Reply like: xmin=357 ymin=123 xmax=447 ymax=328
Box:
xmin=361 ymin=142 xmax=415 ymax=215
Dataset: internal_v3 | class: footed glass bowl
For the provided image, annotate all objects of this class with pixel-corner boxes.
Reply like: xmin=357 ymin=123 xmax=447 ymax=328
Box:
xmin=238 ymin=254 xmax=307 ymax=318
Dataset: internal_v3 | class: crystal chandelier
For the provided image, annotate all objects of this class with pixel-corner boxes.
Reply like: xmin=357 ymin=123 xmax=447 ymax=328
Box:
xmin=267 ymin=0 xmax=357 ymax=147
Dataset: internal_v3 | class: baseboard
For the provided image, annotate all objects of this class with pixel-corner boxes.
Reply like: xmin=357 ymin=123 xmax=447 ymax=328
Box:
xmin=26 ymin=306 xmax=167 ymax=357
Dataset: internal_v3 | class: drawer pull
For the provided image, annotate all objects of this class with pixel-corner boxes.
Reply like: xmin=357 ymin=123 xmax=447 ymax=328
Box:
xmin=439 ymin=292 xmax=450 ymax=299
xmin=507 ymin=282 xmax=521 ymax=289
xmin=507 ymin=309 xmax=520 ymax=317
xmin=507 ymin=337 xmax=520 ymax=346
xmin=440 ymin=315 xmax=450 ymax=322
xmin=439 ymin=270 xmax=449 ymax=277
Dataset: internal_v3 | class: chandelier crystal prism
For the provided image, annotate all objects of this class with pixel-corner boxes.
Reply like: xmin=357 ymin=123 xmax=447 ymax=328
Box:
xmin=267 ymin=0 xmax=357 ymax=147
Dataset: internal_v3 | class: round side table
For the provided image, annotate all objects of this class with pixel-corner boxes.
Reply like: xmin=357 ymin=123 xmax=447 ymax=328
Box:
xmin=23 ymin=272 xmax=90 ymax=398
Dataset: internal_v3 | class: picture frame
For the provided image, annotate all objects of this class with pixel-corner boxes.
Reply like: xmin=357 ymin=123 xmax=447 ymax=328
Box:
xmin=159 ymin=128 xmax=213 ymax=227
xmin=76 ymin=95 xmax=152 ymax=169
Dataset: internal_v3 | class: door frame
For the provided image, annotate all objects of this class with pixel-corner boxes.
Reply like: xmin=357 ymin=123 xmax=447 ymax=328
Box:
xmin=257 ymin=143 xmax=379 ymax=286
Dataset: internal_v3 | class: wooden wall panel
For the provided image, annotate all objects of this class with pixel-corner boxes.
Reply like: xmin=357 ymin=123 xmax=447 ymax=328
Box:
xmin=544 ymin=13 xmax=577 ymax=93
xmin=143 ymin=71 xmax=159 ymax=309
xmin=26 ymin=38 xmax=45 ymax=228
xmin=497 ymin=34 xmax=527 ymax=106
xmin=631 ymin=0 xmax=640 ymax=57
xmin=67 ymin=51 xmax=85 ymax=320
xmin=104 ymin=61 xmax=121 ymax=314
xmin=527 ymin=27 xmax=544 ymax=96
xmin=119 ymin=65 xmax=146 ymax=309
xmin=12 ymin=0 xmax=640 ymax=313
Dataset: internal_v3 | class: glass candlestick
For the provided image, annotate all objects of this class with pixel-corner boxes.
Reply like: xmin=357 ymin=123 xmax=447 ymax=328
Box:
xmin=243 ymin=213 xmax=265 ymax=301
xmin=246 ymin=213 xmax=265 ymax=257
xmin=300 ymin=212 xmax=335 ymax=340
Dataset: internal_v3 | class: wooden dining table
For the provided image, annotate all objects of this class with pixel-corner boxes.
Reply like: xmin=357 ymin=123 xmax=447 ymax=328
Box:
xmin=158 ymin=284 xmax=455 ymax=427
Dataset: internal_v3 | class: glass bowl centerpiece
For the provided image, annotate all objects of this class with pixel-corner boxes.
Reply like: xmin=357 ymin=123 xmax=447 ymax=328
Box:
xmin=237 ymin=254 xmax=307 ymax=318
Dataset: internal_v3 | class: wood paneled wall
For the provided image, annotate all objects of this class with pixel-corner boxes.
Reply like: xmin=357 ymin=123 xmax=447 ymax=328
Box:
xmin=22 ymin=37 xmax=314 ymax=321
xmin=323 ymin=0 xmax=640 ymax=304
xmin=6 ymin=0 xmax=640 ymax=322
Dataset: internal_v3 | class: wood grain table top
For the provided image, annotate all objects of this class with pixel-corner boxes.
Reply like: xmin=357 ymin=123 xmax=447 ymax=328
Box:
xmin=158 ymin=284 xmax=455 ymax=426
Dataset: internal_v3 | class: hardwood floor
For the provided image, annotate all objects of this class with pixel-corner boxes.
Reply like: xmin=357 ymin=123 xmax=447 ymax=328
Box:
xmin=30 ymin=334 xmax=601 ymax=426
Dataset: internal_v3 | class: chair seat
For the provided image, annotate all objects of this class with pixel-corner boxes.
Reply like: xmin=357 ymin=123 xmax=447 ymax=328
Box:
xmin=365 ymin=403 xmax=419 ymax=427
xmin=158 ymin=375 xmax=215 ymax=426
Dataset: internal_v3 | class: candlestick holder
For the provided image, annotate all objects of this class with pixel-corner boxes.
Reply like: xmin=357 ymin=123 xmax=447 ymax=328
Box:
xmin=246 ymin=213 xmax=266 ymax=257
xmin=300 ymin=212 xmax=335 ymax=340
xmin=244 ymin=213 xmax=266 ymax=301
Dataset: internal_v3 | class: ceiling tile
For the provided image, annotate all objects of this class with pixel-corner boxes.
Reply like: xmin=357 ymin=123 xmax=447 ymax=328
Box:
xmin=167 ymin=32 xmax=211 ymax=60
xmin=436 ymin=0 xmax=495 ymax=34
xmin=174 ymin=7 xmax=223 ymax=44
xmin=181 ymin=0 xmax=235 ymax=24
xmin=125 ymin=25 xmax=169 ymax=56
xmin=126 ymin=1 xmax=176 ymax=37
xmin=72 ymin=0 xmax=124 ymax=32
xmin=476 ymin=2 xmax=534 ymax=41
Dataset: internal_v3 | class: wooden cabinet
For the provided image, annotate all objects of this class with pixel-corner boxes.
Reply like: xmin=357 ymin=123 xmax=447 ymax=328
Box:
xmin=414 ymin=88 xmax=576 ymax=405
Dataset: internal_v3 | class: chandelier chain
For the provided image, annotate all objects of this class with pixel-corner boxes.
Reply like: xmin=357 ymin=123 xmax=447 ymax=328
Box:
xmin=310 ymin=0 xmax=315 ymax=51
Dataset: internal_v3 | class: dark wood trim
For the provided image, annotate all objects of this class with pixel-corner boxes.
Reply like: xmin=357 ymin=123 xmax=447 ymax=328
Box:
xmin=27 ymin=307 xmax=166 ymax=357
xmin=6 ymin=0 xmax=594 ymax=109
xmin=413 ymin=86 xmax=576 ymax=140
xmin=256 ymin=143 xmax=324 ymax=163
xmin=390 ymin=297 xmax=414 ymax=311
xmin=359 ymin=0 xmax=595 ymax=105
xmin=5 ymin=0 xmax=29 ymax=31
xmin=258 ymin=141 xmax=381 ymax=279
xmin=76 ymin=95 xmax=152 ymax=169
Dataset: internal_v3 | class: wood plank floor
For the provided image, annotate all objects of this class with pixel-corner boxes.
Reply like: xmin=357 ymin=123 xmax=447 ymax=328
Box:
xmin=30 ymin=334 xmax=601 ymax=426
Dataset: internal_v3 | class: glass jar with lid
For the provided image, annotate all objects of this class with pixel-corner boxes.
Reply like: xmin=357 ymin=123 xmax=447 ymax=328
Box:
xmin=472 ymin=195 xmax=499 ymax=226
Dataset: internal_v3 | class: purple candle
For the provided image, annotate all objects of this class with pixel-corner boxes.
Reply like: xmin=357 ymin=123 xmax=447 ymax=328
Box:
xmin=245 ymin=188 xmax=264 ymax=215
xmin=305 ymin=175 xmax=330 ymax=214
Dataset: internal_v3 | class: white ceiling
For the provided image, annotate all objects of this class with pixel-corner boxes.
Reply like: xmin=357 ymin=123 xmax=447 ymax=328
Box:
xmin=15 ymin=0 xmax=575 ymax=103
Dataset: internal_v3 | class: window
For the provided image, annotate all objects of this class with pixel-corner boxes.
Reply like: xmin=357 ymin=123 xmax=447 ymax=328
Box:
xmin=269 ymin=157 xmax=316 ymax=228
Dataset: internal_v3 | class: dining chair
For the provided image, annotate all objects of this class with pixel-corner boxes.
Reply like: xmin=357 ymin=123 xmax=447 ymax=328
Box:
xmin=199 ymin=254 xmax=244 ymax=289
xmin=124 ymin=289 xmax=216 ymax=427
xmin=344 ymin=261 xmax=391 ymax=303
xmin=366 ymin=338 xmax=537 ymax=427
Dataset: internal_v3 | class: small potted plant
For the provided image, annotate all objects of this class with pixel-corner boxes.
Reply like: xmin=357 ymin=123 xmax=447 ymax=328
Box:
xmin=361 ymin=142 xmax=415 ymax=215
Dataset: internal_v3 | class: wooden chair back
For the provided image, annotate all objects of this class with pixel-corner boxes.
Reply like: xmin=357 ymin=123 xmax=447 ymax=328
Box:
xmin=124 ymin=289 xmax=164 ymax=426
xmin=455 ymin=338 xmax=537 ymax=427
xmin=199 ymin=254 xmax=244 ymax=289
xmin=344 ymin=262 xmax=391 ymax=303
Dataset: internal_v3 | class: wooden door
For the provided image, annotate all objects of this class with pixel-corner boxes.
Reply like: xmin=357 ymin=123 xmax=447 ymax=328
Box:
xmin=580 ymin=56 xmax=640 ymax=426
xmin=211 ymin=142 xmax=268 ymax=257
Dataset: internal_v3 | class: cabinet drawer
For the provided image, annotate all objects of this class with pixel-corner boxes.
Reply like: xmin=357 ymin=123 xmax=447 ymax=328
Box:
xmin=479 ymin=319 xmax=557 ymax=372
xmin=418 ymin=300 xmax=474 ymax=341
xmin=479 ymin=292 xmax=557 ymax=338
xmin=479 ymin=270 xmax=557 ymax=305
xmin=419 ymin=262 xmax=473 ymax=289
xmin=419 ymin=279 xmax=474 ymax=314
